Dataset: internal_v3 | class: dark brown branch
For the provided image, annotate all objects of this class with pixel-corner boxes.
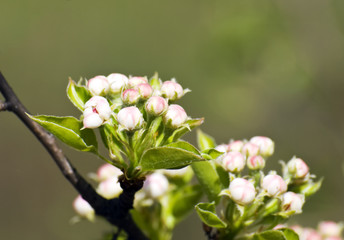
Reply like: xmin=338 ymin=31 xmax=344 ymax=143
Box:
xmin=0 ymin=72 xmax=148 ymax=240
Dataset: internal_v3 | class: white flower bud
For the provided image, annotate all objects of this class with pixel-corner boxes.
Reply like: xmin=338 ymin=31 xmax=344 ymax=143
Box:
xmin=228 ymin=178 xmax=256 ymax=205
xmin=161 ymin=80 xmax=184 ymax=101
xmin=318 ymin=221 xmax=343 ymax=237
xmin=96 ymin=176 xmax=123 ymax=199
xmin=145 ymin=96 xmax=168 ymax=116
xmin=87 ymin=75 xmax=109 ymax=96
xmin=121 ymin=89 xmax=140 ymax=105
xmin=163 ymin=104 xmax=188 ymax=128
xmin=143 ymin=173 xmax=169 ymax=199
xmin=221 ymin=151 xmax=245 ymax=173
xmin=97 ymin=163 xmax=123 ymax=182
xmin=135 ymin=83 xmax=153 ymax=99
xmin=300 ymin=228 xmax=323 ymax=240
xmin=250 ymin=136 xmax=274 ymax=157
xmin=107 ymin=73 xmax=128 ymax=94
xmin=262 ymin=174 xmax=287 ymax=197
xmin=117 ymin=106 xmax=144 ymax=131
xmin=73 ymin=195 xmax=95 ymax=220
xmin=247 ymin=155 xmax=265 ymax=170
xmin=83 ymin=96 xmax=112 ymax=129
xmin=161 ymin=166 xmax=190 ymax=178
xmin=281 ymin=191 xmax=305 ymax=214
xmin=83 ymin=113 xmax=103 ymax=129
xmin=228 ymin=140 xmax=244 ymax=152
xmin=128 ymin=76 xmax=148 ymax=88
xmin=287 ymin=157 xmax=309 ymax=179
xmin=242 ymin=142 xmax=260 ymax=157
xmin=215 ymin=144 xmax=229 ymax=153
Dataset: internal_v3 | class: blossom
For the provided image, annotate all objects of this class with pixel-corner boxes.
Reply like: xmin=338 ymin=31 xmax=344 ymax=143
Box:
xmin=228 ymin=178 xmax=256 ymax=205
xmin=262 ymin=174 xmax=287 ymax=197
xmin=117 ymin=106 xmax=144 ymax=131
xmin=87 ymin=75 xmax=109 ymax=96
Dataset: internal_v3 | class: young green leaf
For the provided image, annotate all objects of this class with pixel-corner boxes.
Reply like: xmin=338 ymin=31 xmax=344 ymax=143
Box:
xmin=139 ymin=146 xmax=204 ymax=171
xmin=197 ymin=129 xmax=216 ymax=151
xmin=166 ymin=141 xmax=200 ymax=155
xmin=289 ymin=178 xmax=323 ymax=197
xmin=67 ymin=78 xmax=91 ymax=111
xmin=149 ymin=72 xmax=162 ymax=90
xmin=195 ymin=202 xmax=227 ymax=228
xmin=166 ymin=118 xmax=204 ymax=143
xmin=253 ymin=229 xmax=299 ymax=240
xmin=28 ymin=114 xmax=97 ymax=152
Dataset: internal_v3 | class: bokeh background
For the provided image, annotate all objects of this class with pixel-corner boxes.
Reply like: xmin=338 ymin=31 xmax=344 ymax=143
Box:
xmin=1 ymin=0 xmax=344 ymax=239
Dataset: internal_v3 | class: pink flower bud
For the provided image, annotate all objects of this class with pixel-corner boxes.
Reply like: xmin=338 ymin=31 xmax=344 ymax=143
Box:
xmin=87 ymin=75 xmax=109 ymax=96
xmin=135 ymin=83 xmax=153 ymax=99
xmin=163 ymin=104 xmax=188 ymax=128
xmin=318 ymin=221 xmax=343 ymax=237
xmin=161 ymin=80 xmax=184 ymax=101
xmin=121 ymin=89 xmax=140 ymax=105
xmin=83 ymin=96 xmax=112 ymax=128
xmin=287 ymin=157 xmax=309 ymax=179
xmin=247 ymin=155 xmax=265 ymax=170
xmin=117 ymin=106 xmax=144 ymax=131
xmin=221 ymin=151 xmax=245 ymax=173
xmin=96 ymin=176 xmax=123 ymax=199
xmin=281 ymin=192 xmax=304 ymax=213
xmin=143 ymin=173 xmax=169 ymax=199
xmin=250 ymin=136 xmax=274 ymax=157
xmin=73 ymin=195 xmax=95 ymax=220
xmin=242 ymin=142 xmax=260 ymax=157
xmin=228 ymin=178 xmax=256 ymax=205
xmin=128 ymin=76 xmax=148 ymax=88
xmin=97 ymin=163 xmax=123 ymax=182
xmin=215 ymin=144 xmax=229 ymax=153
xmin=228 ymin=140 xmax=244 ymax=152
xmin=145 ymin=96 xmax=168 ymax=116
xmin=262 ymin=174 xmax=287 ymax=197
xmin=301 ymin=228 xmax=323 ymax=240
xmin=107 ymin=73 xmax=128 ymax=94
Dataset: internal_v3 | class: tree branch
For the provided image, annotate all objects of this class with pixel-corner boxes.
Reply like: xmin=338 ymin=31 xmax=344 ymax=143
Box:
xmin=0 ymin=72 xmax=148 ymax=240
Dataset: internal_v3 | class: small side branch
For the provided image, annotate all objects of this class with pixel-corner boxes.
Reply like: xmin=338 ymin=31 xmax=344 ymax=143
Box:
xmin=0 ymin=72 xmax=147 ymax=240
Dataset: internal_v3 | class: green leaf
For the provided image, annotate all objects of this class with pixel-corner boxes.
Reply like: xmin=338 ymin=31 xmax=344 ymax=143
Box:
xmin=290 ymin=178 xmax=323 ymax=197
xmin=253 ymin=229 xmax=299 ymax=240
xmin=139 ymin=146 xmax=204 ymax=171
xmin=192 ymin=161 xmax=223 ymax=202
xmin=201 ymin=148 xmax=223 ymax=160
xmin=166 ymin=118 xmax=204 ymax=143
xmin=197 ymin=129 xmax=216 ymax=151
xmin=166 ymin=141 xmax=200 ymax=155
xmin=66 ymin=78 xmax=91 ymax=111
xmin=170 ymin=185 xmax=203 ymax=222
xmin=29 ymin=114 xmax=97 ymax=152
xmin=195 ymin=202 xmax=227 ymax=228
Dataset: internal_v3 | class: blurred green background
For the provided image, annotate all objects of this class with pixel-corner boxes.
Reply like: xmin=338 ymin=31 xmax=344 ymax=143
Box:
xmin=1 ymin=0 xmax=344 ymax=239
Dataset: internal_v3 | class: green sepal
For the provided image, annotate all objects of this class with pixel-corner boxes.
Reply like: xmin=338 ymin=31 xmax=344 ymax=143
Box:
xmin=166 ymin=118 xmax=204 ymax=143
xmin=253 ymin=228 xmax=299 ymax=240
xmin=139 ymin=142 xmax=204 ymax=171
xmin=289 ymin=178 xmax=323 ymax=197
xmin=149 ymin=72 xmax=162 ymax=90
xmin=195 ymin=202 xmax=227 ymax=229
xmin=66 ymin=78 xmax=91 ymax=112
xmin=28 ymin=114 xmax=97 ymax=152
xmin=197 ymin=129 xmax=216 ymax=151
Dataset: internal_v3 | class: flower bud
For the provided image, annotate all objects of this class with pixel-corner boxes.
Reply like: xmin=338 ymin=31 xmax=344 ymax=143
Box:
xmin=247 ymin=155 xmax=265 ymax=170
xmin=221 ymin=151 xmax=245 ymax=173
xmin=121 ymin=89 xmax=140 ymax=105
xmin=228 ymin=140 xmax=244 ymax=152
xmin=228 ymin=178 xmax=256 ymax=205
xmin=96 ymin=176 xmax=123 ymax=199
xmin=135 ymin=83 xmax=153 ymax=99
xmin=83 ymin=96 xmax=112 ymax=129
xmin=287 ymin=157 xmax=309 ymax=179
xmin=107 ymin=73 xmax=128 ymax=94
xmin=250 ymin=136 xmax=274 ymax=157
xmin=117 ymin=106 xmax=144 ymax=131
xmin=242 ymin=142 xmax=260 ymax=157
xmin=281 ymin=192 xmax=305 ymax=213
xmin=318 ymin=221 xmax=343 ymax=237
xmin=324 ymin=237 xmax=343 ymax=240
xmin=128 ymin=76 xmax=148 ymax=88
xmin=262 ymin=174 xmax=287 ymax=197
xmin=163 ymin=104 xmax=188 ymax=128
xmin=87 ymin=75 xmax=109 ymax=96
xmin=143 ymin=172 xmax=169 ymax=199
xmin=301 ymin=228 xmax=323 ymax=240
xmin=161 ymin=166 xmax=190 ymax=178
xmin=145 ymin=96 xmax=168 ymax=116
xmin=161 ymin=80 xmax=184 ymax=101
xmin=215 ymin=144 xmax=229 ymax=153
xmin=97 ymin=163 xmax=122 ymax=182
xmin=73 ymin=195 xmax=95 ymax=220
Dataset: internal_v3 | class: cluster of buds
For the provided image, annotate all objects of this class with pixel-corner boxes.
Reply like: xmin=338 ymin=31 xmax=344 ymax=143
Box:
xmin=284 ymin=222 xmax=344 ymax=240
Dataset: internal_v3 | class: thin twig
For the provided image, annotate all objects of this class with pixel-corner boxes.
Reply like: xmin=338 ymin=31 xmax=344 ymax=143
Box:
xmin=0 ymin=72 xmax=148 ymax=240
